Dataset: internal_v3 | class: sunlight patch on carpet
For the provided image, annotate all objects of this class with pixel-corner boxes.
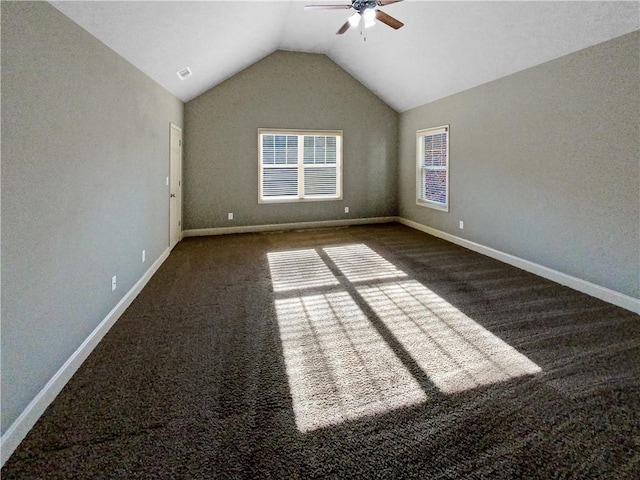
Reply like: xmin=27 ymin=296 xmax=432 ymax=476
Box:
xmin=268 ymin=243 xmax=541 ymax=433
xmin=323 ymin=244 xmax=408 ymax=282
xmin=275 ymin=291 xmax=428 ymax=433
xmin=357 ymin=280 xmax=542 ymax=394
xmin=268 ymin=249 xmax=340 ymax=292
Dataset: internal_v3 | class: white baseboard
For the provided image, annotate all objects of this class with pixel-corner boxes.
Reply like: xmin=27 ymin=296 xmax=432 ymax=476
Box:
xmin=398 ymin=217 xmax=640 ymax=314
xmin=183 ymin=216 xmax=398 ymax=237
xmin=0 ymin=247 xmax=171 ymax=467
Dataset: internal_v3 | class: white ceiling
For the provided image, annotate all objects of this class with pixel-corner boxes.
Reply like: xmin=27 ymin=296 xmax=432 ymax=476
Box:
xmin=51 ymin=1 xmax=639 ymax=112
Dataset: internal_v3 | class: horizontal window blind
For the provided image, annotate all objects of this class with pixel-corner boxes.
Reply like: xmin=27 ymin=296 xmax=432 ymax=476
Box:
xmin=262 ymin=134 xmax=298 ymax=165
xmin=262 ymin=167 xmax=298 ymax=197
xmin=304 ymin=166 xmax=337 ymax=196
xmin=417 ymin=126 xmax=449 ymax=211
xmin=422 ymin=169 xmax=447 ymax=204
xmin=259 ymin=130 xmax=342 ymax=203
xmin=304 ymin=136 xmax=337 ymax=165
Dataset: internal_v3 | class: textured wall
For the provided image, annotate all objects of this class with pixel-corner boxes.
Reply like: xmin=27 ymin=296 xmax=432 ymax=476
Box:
xmin=184 ymin=50 xmax=398 ymax=229
xmin=398 ymin=31 xmax=639 ymax=299
xmin=1 ymin=2 xmax=183 ymax=434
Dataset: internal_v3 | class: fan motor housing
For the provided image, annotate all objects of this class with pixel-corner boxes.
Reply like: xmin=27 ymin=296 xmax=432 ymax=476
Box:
xmin=353 ymin=0 xmax=378 ymax=12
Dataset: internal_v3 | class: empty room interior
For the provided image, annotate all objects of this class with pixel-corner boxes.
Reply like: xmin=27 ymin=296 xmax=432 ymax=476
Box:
xmin=1 ymin=1 xmax=639 ymax=477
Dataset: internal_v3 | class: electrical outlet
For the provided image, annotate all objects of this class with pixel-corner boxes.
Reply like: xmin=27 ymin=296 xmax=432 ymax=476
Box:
xmin=142 ymin=250 xmax=146 ymax=263
xmin=228 ymin=212 xmax=234 ymax=220
xmin=344 ymin=206 xmax=350 ymax=214
xmin=459 ymin=220 xmax=464 ymax=229
xmin=111 ymin=275 xmax=117 ymax=291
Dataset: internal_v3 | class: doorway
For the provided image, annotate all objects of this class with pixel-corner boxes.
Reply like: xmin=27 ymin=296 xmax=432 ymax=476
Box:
xmin=169 ymin=123 xmax=183 ymax=249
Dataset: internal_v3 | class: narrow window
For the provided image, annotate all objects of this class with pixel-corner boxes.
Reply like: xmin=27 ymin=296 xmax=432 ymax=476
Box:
xmin=416 ymin=125 xmax=449 ymax=211
xmin=259 ymin=129 xmax=342 ymax=203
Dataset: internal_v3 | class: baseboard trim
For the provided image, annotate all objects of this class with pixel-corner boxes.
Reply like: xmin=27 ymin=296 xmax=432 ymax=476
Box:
xmin=183 ymin=216 xmax=398 ymax=237
xmin=0 ymin=247 xmax=171 ymax=467
xmin=398 ymin=217 xmax=639 ymax=314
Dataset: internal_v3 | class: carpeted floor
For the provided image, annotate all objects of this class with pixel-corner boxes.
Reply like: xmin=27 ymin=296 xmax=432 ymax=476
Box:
xmin=3 ymin=223 xmax=639 ymax=479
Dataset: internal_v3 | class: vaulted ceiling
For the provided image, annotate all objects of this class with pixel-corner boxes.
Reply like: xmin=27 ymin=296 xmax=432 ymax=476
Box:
xmin=51 ymin=1 xmax=639 ymax=112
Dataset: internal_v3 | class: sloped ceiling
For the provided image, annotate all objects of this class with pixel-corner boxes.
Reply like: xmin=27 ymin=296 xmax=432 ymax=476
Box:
xmin=51 ymin=1 xmax=639 ymax=112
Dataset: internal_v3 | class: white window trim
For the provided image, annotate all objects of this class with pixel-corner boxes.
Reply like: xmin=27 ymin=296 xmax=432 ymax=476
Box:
xmin=258 ymin=128 xmax=343 ymax=204
xmin=416 ymin=125 xmax=449 ymax=212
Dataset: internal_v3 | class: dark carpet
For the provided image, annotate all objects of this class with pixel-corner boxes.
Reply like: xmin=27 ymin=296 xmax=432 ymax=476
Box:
xmin=3 ymin=223 xmax=639 ymax=479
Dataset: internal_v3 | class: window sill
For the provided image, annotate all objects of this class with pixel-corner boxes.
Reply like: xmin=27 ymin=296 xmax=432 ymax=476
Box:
xmin=259 ymin=196 xmax=343 ymax=204
xmin=416 ymin=200 xmax=449 ymax=212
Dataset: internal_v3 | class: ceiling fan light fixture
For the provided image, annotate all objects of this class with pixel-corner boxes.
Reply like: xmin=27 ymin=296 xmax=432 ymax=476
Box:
xmin=348 ymin=12 xmax=361 ymax=28
xmin=362 ymin=8 xmax=376 ymax=28
xmin=362 ymin=8 xmax=375 ymax=21
xmin=306 ymin=0 xmax=405 ymax=35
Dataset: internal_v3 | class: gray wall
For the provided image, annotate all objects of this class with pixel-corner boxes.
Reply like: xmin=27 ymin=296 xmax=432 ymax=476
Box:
xmin=398 ymin=31 xmax=639 ymax=299
xmin=1 ymin=2 xmax=183 ymax=434
xmin=184 ymin=50 xmax=398 ymax=229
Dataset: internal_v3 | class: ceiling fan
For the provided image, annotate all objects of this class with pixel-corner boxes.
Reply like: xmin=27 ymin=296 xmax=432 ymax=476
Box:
xmin=305 ymin=0 xmax=404 ymax=35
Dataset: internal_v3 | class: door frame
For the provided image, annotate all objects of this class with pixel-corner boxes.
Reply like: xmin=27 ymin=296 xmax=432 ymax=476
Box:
xmin=169 ymin=123 xmax=183 ymax=249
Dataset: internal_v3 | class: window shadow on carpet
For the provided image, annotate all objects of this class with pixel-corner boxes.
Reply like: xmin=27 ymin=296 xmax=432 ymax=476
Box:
xmin=267 ymin=243 xmax=541 ymax=433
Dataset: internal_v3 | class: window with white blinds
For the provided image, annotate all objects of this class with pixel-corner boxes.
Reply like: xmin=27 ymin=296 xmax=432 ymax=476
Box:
xmin=416 ymin=125 xmax=449 ymax=211
xmin=259 ymin=129 xmax=342 ymax=203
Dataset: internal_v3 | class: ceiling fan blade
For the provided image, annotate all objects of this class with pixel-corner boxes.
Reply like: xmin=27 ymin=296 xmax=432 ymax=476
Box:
xmin=304 ymin=4 xmax=353 ymax=10
xmin=375 ymin=9 xmax=404 ymax=29
xmin=337 ymin=20 xmax=351 ymax=34
xmin=377 ymin=0 xmax=404 ymax=6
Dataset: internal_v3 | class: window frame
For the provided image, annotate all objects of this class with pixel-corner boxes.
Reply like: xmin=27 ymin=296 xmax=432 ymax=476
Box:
xmin=416 ymin=125 xmax=450 ymax=212
xmin=258 ymin=128 xmax=343 ymax=204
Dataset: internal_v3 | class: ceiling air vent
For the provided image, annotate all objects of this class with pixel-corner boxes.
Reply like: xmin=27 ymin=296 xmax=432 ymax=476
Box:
xmin=177 ymin=67 xmax=192 ymax=80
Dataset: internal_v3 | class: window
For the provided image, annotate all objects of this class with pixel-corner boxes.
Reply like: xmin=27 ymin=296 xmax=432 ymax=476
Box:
xmin=416 ymin=125 xmax=449 ymax=211
xmin=259 ymin=129 xmax=343 ymax=203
